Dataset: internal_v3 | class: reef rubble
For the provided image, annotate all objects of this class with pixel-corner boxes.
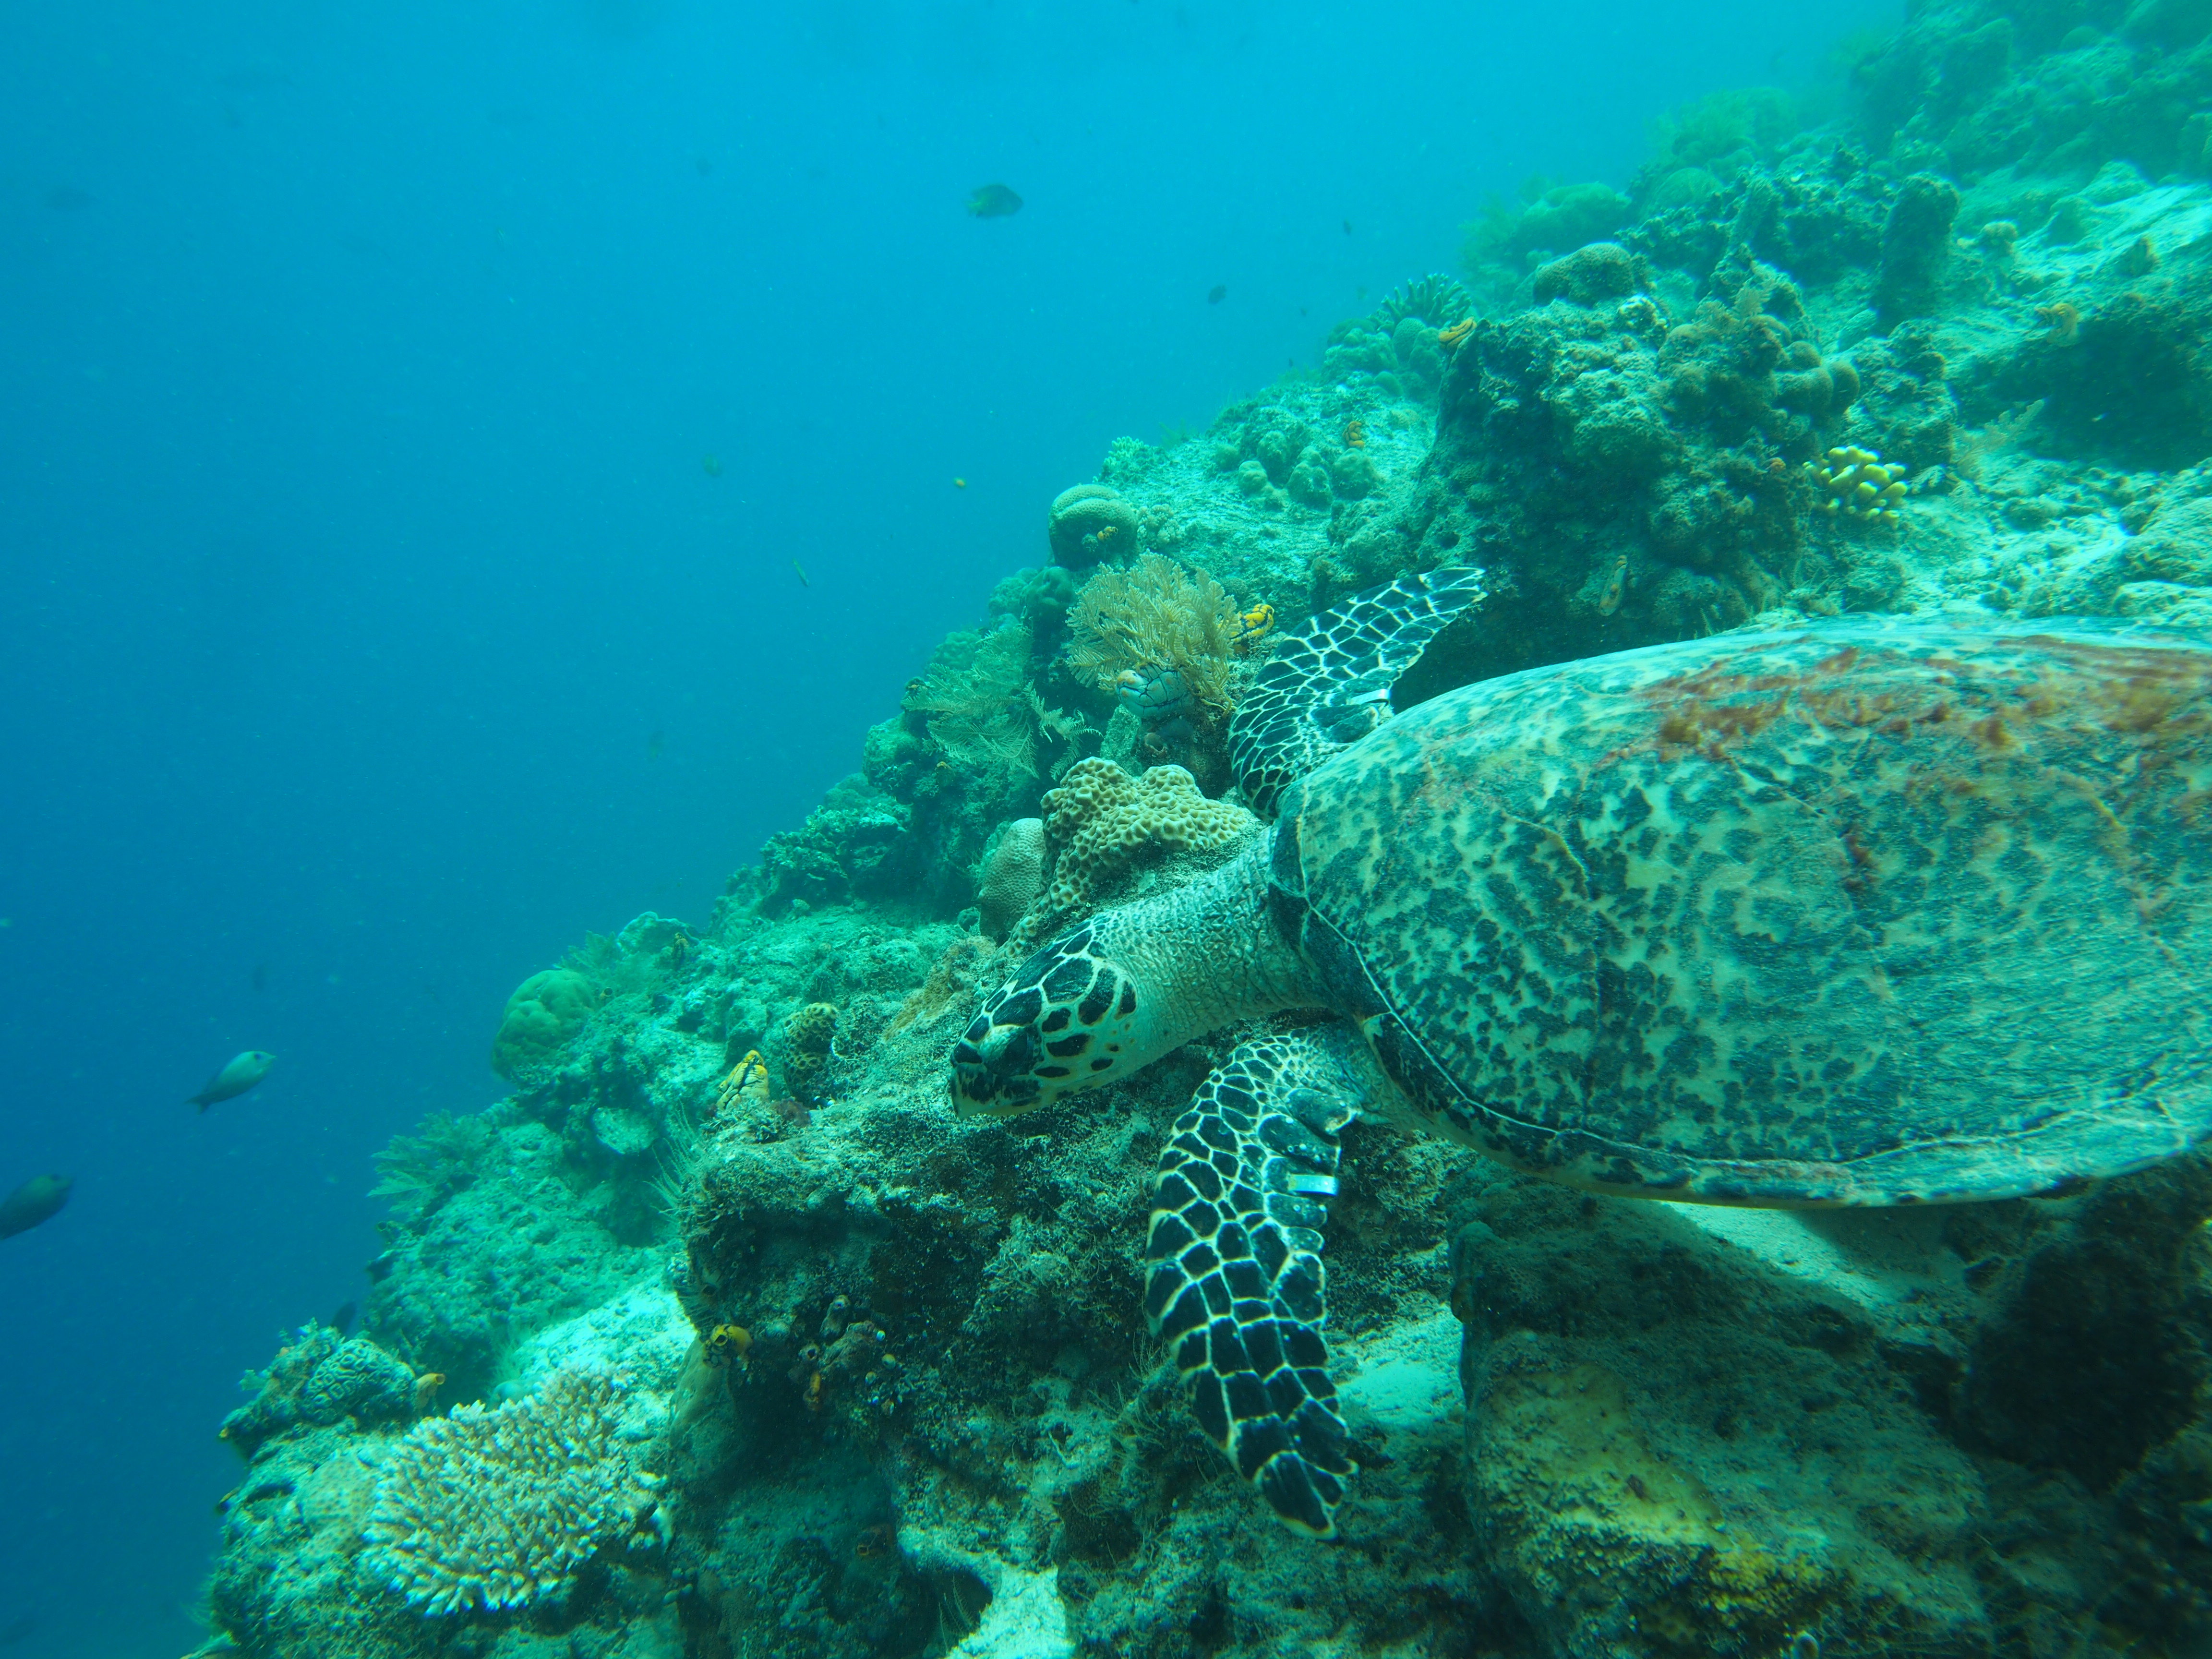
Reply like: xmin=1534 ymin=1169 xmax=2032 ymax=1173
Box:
xmin=198 ymin=10 xmax=2212 ymax=1655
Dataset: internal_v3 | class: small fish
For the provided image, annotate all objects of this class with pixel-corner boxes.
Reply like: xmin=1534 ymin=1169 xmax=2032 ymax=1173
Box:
xmin=966 ymin=182 xmax=1023 ymax=218
xmin=0 ymin=1174 xmax=71 ymax=1241
xmin=189 ymin=1050 xmax=276 ymax=1112
xmin=953 ymin=477 xmax=967 ymax=489
xmin=1597 ymin=556 xmax=1629 ymax=616
xmin=701 ymin=454 xmax=723 ymax=478
xmin=1342 ymin=219 xmax=1353 ymax=235
xmin=791 ymin=559 xmax=810 ymax=587
xmin=1207 ymin=284 xmax=1227 ymax=304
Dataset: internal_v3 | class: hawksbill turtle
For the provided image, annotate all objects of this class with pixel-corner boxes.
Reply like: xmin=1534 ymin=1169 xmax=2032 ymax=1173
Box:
xmin=949 ymin=568 xmax=2212 ymax=1538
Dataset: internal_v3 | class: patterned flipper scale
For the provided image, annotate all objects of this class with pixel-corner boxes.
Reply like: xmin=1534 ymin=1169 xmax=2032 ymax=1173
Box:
xmin=1227 ymin=565 xmax=1485 ymax=818
xmin=1144 ymin=1033 xmax=1359 ymax=1538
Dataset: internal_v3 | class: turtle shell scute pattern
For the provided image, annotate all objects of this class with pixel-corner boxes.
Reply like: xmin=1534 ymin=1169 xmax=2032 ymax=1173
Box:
xmin=1228 ymin=566 xmax=1485 ymax=819
xmin=1280 ymin=619 xmax=2212 ymax=1203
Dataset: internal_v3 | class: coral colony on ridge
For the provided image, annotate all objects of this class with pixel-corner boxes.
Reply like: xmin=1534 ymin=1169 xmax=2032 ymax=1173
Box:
xmin=198 ymin=9 xmax=2212 ymax=1658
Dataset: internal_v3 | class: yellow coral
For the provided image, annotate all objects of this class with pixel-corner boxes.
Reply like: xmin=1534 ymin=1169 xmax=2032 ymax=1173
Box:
xmin=715 ymin=1051 xmax=769 ymax=1114
xmin=1016 ymin=758 xmax=1258 ymax=939
xmin=1067 ymin=554 xmax=1240 ymax=718
xmin=1809 ymin=446 xmax=1908 ymax=526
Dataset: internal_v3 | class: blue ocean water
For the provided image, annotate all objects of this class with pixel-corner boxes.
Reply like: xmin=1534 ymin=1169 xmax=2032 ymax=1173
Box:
xmin=0 ymin=0 xmax=1894 ymax=1650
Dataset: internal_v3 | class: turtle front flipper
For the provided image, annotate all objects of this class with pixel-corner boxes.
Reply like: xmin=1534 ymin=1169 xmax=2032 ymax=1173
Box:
xmin=1145 ymin=1031 xmax=1360 ymax=1538
xmin=1227 ymin=566 xmax=1484 ymax=817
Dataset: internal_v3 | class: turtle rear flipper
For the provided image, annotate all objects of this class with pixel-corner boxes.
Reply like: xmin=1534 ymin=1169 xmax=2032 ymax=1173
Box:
xmin=1145 ymin=1031 xmax=1361 ymax=1538
xmin=1228 ymin=567 xmax=1484 ymax=817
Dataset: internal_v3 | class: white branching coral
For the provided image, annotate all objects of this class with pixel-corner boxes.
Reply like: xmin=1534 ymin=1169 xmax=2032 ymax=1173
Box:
xmin=364 ymin=1367 xmax=663 ymax=1617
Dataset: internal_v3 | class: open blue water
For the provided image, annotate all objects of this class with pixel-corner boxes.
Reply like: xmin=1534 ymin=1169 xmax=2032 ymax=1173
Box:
xmin=0 ymin=0 xmax=1892 ymax=1650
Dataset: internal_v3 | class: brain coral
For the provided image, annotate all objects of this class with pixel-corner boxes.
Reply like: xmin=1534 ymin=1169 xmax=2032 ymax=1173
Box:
xmin=1021 ymin=759 xmax=1257 ymax=938
xmin=364 ymin=1367 xmax=661 ymax=1617
xmin=490 ymin=968 xmax=597 ymax=1081
xmin=978 ymin=817 xmax=1046 ymax=943
xmin=1532 ymin=242 xmax=1647 ymax=307
xmin=1047 ymin=483 xmax=1142 ymax=567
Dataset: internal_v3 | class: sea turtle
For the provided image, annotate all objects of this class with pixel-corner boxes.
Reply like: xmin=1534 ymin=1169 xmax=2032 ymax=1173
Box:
xmin=949 ymin=569 xmax=2212 ymax=1537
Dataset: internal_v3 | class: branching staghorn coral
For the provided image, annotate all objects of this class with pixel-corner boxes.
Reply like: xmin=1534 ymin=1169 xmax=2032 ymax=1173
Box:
xmin=1067 ymin=554 xmax=1240 ymax=719
xmin=365 ymin=1367 xmax=663 ymax=1617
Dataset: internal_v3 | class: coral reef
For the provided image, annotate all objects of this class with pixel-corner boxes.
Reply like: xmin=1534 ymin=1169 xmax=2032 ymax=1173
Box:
xmin=364 ymin=1367 xmax=665 ymax=1616
xmin=201 ymin=7 xmax=2212 ymax=1653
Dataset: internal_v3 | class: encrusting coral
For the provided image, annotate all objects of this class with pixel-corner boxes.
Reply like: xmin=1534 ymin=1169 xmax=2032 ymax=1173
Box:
xmin=1017 ymin=758 xmax=1258 ymax=942
xmin=364 ymin=1366 xmax=664 ymax=1617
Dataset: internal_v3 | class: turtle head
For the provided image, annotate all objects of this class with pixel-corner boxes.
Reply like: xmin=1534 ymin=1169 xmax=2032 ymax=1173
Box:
xmin=950 ymin=923 xmax=1145 ymax=1118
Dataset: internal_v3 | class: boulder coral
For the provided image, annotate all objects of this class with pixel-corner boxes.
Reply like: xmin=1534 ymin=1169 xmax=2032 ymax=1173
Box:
xmin=490 ymin=968 xmax=597 ymax=1081
xmin=976 ymin=817 xmax=1045 ymax=943
xmin=220 ymin=1326 xmax=419 ymax=1457
xmin=1046 ymin=483 xmax=1141 ymax=567
xmin=1531 ymin=241 xmax=1647 ymax=307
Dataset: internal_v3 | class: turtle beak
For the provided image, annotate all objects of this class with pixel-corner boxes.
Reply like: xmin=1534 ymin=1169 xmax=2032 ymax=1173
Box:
xmin=949 ymin=1020 xmax=1044 ymax=1118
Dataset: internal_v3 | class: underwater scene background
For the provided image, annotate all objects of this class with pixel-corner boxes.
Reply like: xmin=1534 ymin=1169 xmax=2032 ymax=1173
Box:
xmin=13 ymin=0 xmax=2212 ymax=1653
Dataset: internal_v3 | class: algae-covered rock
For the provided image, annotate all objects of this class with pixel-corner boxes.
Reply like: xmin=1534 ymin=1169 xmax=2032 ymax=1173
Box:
xmin=1455 ymin=1190 xmax=1994 ymax=1657
xmin=490 ymin=967 xmax=597 ymax=1080
xmin=1876 ymin=171 xmax=1962 ymax=325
